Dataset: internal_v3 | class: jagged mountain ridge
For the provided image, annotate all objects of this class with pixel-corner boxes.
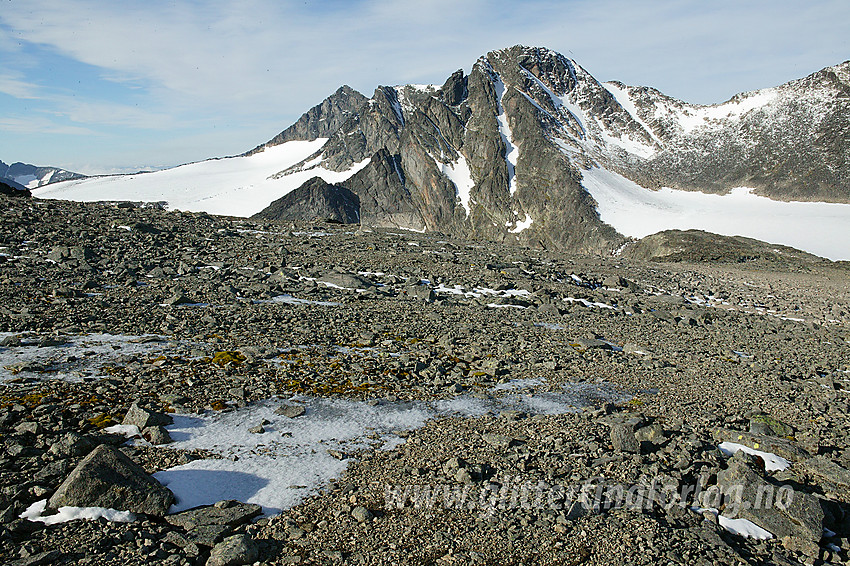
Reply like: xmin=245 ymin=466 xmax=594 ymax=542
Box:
xmin=32 ymin=45 xmax=850 ymax=257
xmin=255 ymin=45 xmax=849 ymax=253
xmin=0 ymin=160 xmax=84 ymax=189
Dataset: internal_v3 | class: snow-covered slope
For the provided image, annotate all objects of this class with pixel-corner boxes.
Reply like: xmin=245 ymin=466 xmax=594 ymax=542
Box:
xmin=34 ymin=139 xmax=370 ymax=217
xmin=582 ymin=167 xmax=850 ymax=261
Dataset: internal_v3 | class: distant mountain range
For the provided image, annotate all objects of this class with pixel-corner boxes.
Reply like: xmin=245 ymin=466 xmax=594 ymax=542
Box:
xmin=0 ymin=160 xmax=83 ymax=189
xmin=31 ymin=45 xmax=850 ymax=260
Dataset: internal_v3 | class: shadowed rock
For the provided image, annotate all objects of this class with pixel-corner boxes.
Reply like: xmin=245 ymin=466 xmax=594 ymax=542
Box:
xmin=253 ymin=177 xmax=360 ymax=224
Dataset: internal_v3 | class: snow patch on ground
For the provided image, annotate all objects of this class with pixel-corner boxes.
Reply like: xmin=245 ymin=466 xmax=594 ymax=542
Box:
xmin=582 ymin=166 xmax=850 ymax=261
xmin=0 ymin=333 xmax=172 ymax=383
xmin=154 ymin=384 xmax=627 ymax=515
xmin=33 ymin=139 xmax=369 ymax=218
xmin=693 ymin=507 xmax=773 ymax=539
xmin=718 ymin=442 xmax=790 ymax=472
xmin=21 ymin=499 xmax=136 ymax=525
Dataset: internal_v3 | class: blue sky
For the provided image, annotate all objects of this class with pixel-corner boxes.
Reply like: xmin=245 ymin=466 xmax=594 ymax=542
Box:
xmin=1 ymin=0 xmax=848 ymax=175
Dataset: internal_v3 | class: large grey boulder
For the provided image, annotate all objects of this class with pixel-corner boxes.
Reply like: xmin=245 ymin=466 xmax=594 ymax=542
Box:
xmin=48 ymin=444 xmax=174 ymax=516
xmin=716 ymin=460 xmax=823 ymax=542
xmin=165 ymin=500 xmax=262 ymax=548
xmin=318 ymin=271 xmax=375 ymax=290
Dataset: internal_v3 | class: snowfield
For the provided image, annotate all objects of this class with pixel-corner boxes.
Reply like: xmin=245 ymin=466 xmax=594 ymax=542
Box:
xmin=582 ymin=167 xmax=850 ymax=261
xmin=33 ymin=139 xmax=369 ymax=218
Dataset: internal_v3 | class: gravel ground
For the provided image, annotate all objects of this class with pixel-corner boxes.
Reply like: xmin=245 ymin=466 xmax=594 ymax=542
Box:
xmin=1 ymin=195 xmax=849 ymax=565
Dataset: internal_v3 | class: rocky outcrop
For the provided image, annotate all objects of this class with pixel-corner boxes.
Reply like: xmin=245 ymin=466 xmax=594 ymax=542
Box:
xmin=621 ymin=229 xmax=829 ymax=266
xmin=253 ymin=177 xmax=360 ymax=224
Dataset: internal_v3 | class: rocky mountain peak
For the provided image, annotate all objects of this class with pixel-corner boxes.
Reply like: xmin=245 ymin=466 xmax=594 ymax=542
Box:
xmin=246 ymin=84 xmax=368 ymax=156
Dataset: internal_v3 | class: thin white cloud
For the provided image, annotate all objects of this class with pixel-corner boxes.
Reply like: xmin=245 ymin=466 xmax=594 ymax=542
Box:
xmin=0 ymin=116 xmax=95 ymax=135
xmin=0 ymin=73 xmax=42 ymax=99
xmin=1 ymin=0 xmax=848 ymax=171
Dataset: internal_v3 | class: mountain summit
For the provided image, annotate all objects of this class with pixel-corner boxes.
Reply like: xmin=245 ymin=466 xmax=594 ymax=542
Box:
xmin=34 ymin=45 xmax=850 ymax=258
xmin=250 ymin=45 xmax=849 ymax=253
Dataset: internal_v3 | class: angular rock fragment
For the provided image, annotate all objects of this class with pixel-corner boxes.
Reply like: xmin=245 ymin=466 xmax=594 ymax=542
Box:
xmin=716 ymin=460 xmax=823 ymax=542
xmin=207 ymin=533 xmax=259 ymax=566
xmin=48 ymin=444 xmax=174 ymax=516
xmin=122 ymin=402 xmax=173 ymax=429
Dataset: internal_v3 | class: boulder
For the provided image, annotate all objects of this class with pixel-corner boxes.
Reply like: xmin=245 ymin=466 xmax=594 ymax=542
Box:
xmin=166 ymin=500 xmax=262 ymax=548
xmin=801 ymin=456 xmax=850 ymax=501
xmin=716 ymin=460 xmax=823 ymax=542
xmin=206 ymin=534 xmax=258 ymax=566
xmin=123 ymin=402 xmax=173 ymax=429
xmin=713 ymin=428 xmax=809 ymax=461
xmin=318 ymin=271 xmax=375 ymax=290
xmin=611 ymin=423 xmax=640 ymax=453
xmin=48 ymin=444 xmax=174 ymax=516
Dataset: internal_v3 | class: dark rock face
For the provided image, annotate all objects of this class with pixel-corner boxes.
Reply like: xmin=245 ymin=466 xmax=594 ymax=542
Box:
xmin=253 ymin=177 xmax=360 ymax=224
xmin=244 ymin=46 xmax=848 ymax=255
xmin=245 ymin=85 xmax=368 ymax=156
xmin=47 ymin=444 xmax=175 ymax=516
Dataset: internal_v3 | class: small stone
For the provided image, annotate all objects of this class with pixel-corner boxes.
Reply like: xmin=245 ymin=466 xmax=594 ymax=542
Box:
xmin=206 ymin=534 xmax=258 ymax=566
xmin=482 ymin=433 xmax=512 ymax=450
xmin=351 ymin=506 xmax=373 ymax=523
xmin=123 ymin=402 xmax=173 ymax=429
xmin=248 ymin=424 xmax=265 ymax=434
xmin=142 ymin=425 xmax=172 ymax=445
xmin=455 ymin=468 xmax=473 ymax=484
xmin=276 ymin=404 xmax=306 ymax=418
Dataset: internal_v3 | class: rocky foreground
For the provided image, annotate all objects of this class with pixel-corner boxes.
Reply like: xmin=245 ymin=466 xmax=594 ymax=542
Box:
xmin=1 ymin=195 xmax=849 ymax=565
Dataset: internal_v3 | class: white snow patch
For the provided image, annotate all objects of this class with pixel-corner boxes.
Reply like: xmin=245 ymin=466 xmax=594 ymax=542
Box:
xmin=0 ymin=333 xmax=172 ymax=382
xmin=21 ymin=499 xmax=136 ymax=525
xmin=718 ymin=442 xmax=790 ymax=472
xmin=103 ymin=424 xmax=141 ymax=437
xmin=155 ymin=384 xmax=627 ymax=515
xmin=507 ymin=213 xmax=533 ymax=233
xmin=34 ymin=139 xmax=370 ymax=218
xmin=582 ymin=166 xmax=850 ymax=261
xmin=493 ymin=77 xmax=519 ymax=195
xmin=693 ymin=507 xmax=773 ymax=539
xmin=433 ymin=154 xmax=475 ymax=216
